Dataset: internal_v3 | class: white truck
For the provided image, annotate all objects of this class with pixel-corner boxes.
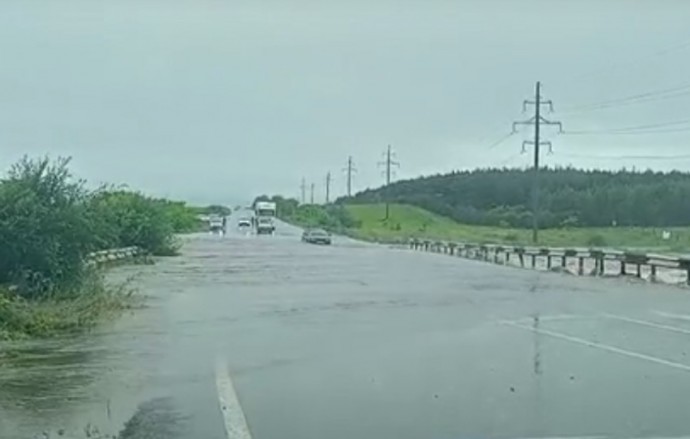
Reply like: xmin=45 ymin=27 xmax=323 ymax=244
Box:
xmin=254 ymin=201 xmax=276 ymax=235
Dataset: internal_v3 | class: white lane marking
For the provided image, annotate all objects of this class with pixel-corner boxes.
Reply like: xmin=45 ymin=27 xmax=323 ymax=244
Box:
xmin=504 ymin=321 xmax=690 ymax=372
xmin=513 ymin=437 xmax=690 ymax=439
xmin=604 ymin=313 xmax=690 ymax=336
xmin=215 ymin=358 xmax=253 ymax=439
xmin=513 ymin=436 xmax=605 ymax=439
xmin=654 ymin=310 xmax=690 ymax=322
xmin=499 ymin=314 xmax=589 ymax=325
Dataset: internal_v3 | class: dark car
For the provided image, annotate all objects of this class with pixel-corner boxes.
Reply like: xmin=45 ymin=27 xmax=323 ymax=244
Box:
xmin=301 ymin=228 xmax=332 ymax=245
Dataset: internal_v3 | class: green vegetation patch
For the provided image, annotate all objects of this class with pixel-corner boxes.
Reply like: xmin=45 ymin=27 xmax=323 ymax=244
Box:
xmin=343 ymin=203 xmax=690 ymax=251
xmin=0 ymin=156 xmax=199 ymax=339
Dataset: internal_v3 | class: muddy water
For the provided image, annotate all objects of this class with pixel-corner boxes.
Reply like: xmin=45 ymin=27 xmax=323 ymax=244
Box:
xmin=4 ymin=224 xmax=690 ymax=439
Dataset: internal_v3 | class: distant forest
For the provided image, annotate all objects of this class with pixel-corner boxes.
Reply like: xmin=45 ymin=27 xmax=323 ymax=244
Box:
xmin=342 ymin=167 xmax=690 ymax=228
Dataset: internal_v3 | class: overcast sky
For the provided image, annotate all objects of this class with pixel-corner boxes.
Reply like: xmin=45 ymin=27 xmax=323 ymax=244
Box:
xmin=1 ymin=0 xmax=689 ymax=204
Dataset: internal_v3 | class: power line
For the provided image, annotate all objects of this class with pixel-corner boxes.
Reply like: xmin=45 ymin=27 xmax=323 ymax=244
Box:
xmin=487 ymin=131 xmax=515 ymax=151
xmin=563 ymin=126 xmax=690 ymax=136
xmin=512 ymin=81 xmax=563 ymax=244
xmin=342 ymin=156 xmax=357 ymax=197
xmin=377 ymin=145 xmax=400 ymax=220
xmin=558 ymin=152 xmax=690 ymax=160
xmin=496 ymin=151 xmax=526 ymax=167
xmin=555 ymin=36 xmax=690 ymax=88
xmin=563 ymin=117 xmax=690 ymax=136
xmin=561 ymin=82 xmax=690 ymax=114
xmin=300 ymin=177 xmax=306 ymax=204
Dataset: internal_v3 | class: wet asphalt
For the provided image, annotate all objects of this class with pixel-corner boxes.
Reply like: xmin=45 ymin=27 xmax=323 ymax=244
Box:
xmin=4 ymin=219 xmax=690 ymax=438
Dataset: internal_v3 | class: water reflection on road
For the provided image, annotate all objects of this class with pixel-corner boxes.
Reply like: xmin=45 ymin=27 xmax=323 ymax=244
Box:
xmin=4 ymin=223 xmax=690 ymax=438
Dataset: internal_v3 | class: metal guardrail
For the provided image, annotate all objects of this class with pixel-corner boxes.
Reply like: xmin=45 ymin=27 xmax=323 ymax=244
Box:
xmin=85 ymin=246 xmax=143 ymax=266
xmin=408 ymin=239 xmax=690 ymax=284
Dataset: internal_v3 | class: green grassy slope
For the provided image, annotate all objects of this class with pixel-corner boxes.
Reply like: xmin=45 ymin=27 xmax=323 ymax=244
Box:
xmin=344 ymin=203 xmax=690 ymax=251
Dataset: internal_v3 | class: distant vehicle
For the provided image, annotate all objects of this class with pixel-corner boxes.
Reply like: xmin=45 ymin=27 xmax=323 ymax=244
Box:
xmin=254 ymin=201 xmax=277 ymax=235
xmin=302 ymin=228 xmax=332 ymax=245
xmin=208 ymin=215 xmax=225 ymax=235
xmin=256 ymin=216 xmax=275 ymax=235
xmin=237 ymin=218 xmax=252 ymax=228
xmin=254 ymin=201 xmax=277 ymax=217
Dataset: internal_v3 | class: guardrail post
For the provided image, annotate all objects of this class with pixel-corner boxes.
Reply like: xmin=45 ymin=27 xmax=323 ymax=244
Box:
xmin=505 ymin=251 xmax=510 ymax=264
xmin=578 ymin=257 xmax=584 ymax=275
xmin=561 ymin=255 xmax=566 ymax=268
xmin=682 ymin=259 xmax=690 ymax=285
xmin=590 ymin=251 xmax=601 ymax=275
xmin=599 ymin=256 xmax=605 ymax=275
xmin=547 ymin=254 xmax=552 ymax=269
xmin=494 ymin=249 xmax=499 ymax=263
xmin=636 ymin=263 xmax=641 ymax=278
xmin=650 ymin=265 xmax=657 ymax=282
xmin=518 ymin=252 xmax=524 ymax=267
xmin=531 ymin=255 xmax=536 ymax=268
xmin=620 ymin=261 xmax=626 ymax=276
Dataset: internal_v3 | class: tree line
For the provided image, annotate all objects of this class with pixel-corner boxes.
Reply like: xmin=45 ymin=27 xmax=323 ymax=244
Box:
xmin=253 ymin=195 xmax=359 ymax=230
xmin=343 ymin=167 xmax=690 ymax=228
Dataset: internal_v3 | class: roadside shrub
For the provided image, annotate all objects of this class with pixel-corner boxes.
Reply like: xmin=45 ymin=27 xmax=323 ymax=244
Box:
xmin=0 ymin=156 xmax=195 ymax=301
xmin=159 ymin=199 xmax=200 ymax=233
xmin=503 ymin=233 xmax=519 ymax=242
xmin=88 ymin=190 xmax=179 ymax=256
xmin=587 ymin=233 xmax=607 ymax=247
xmin=0 ymin=157 xmax=97 ymax=298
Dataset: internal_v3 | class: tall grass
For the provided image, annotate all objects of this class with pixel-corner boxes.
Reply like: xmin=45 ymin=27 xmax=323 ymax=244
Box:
xmin=0 ymin=271 xmax=139 ymax=340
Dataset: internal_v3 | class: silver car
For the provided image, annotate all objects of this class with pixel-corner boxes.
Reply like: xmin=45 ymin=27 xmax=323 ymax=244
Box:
xmin=301 ymin=228 xmax=332 ymax=245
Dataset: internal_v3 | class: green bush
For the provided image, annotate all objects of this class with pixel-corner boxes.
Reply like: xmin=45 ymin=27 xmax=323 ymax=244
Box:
xmin=88 ymin=190 xmax=179 ymax=256
xmin=0 ymin=156 xmax=195 ymax=301
xmin=587 ymin=234 xmax=607 ymax=247
xmin=503 ymin=233 xmax=519 ymax=242
xmin=0 ymin=156 xmax=200 ymax=338
xmin=0 ymin=157 xmax=97 ymax=298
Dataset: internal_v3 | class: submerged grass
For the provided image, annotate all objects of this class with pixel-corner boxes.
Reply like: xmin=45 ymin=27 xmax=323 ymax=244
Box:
xmin=0 ymin=270 xmax=140 ymax=340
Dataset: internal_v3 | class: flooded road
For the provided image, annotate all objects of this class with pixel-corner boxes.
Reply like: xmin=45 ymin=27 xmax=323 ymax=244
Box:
xmin=4 ymin=221 xmax=690 ymax=438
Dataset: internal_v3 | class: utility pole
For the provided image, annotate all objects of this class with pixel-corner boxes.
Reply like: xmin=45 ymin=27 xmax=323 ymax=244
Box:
xmin=325 ymin=171 xmax=331 ymax=204
xmin=377 ymin=145 xmax=400 ymax=220
xmin=310 ymin=182 xmax=315 ymax=205
xmin=300 ymin=178 xmax=306 ymax=204
xmin=513 ymin=81 xmax=563 ymax=244
xmin=342 ymin=156 xmax=357 ymax=197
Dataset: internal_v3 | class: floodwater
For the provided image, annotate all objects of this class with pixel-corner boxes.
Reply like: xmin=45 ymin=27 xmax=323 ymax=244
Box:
xmin=4 ymin=221 xmax=690 ymax=438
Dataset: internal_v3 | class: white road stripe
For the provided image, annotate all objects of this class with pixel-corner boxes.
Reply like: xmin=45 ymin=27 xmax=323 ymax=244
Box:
xmin=512 ymin=436 xmax=605 ymax=439
xmin=215 ymin=358 xmax=253 ymax=439
xmin=604 ymin=313 xmax=690 ymax=336
xmin=654 ymin=310 xmax=690 ymax=322
xmin=499 ymin=314 xmax=589 ymax=325
xmin=513 ymin=437 xmax=690 ymax=439
xmin=504 ymin=321 xmax=690 ymax=372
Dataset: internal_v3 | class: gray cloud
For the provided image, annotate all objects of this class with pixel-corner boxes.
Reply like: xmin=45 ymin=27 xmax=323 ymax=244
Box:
xmin=1 ymin=0 xmax=689 ymax=204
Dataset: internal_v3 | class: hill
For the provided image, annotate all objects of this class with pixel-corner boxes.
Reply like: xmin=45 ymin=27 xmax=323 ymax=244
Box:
xmin=343 ymin=167 xmax=690 ymax=228
xmin=344 ymin=203 xmax=690 ymax=250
